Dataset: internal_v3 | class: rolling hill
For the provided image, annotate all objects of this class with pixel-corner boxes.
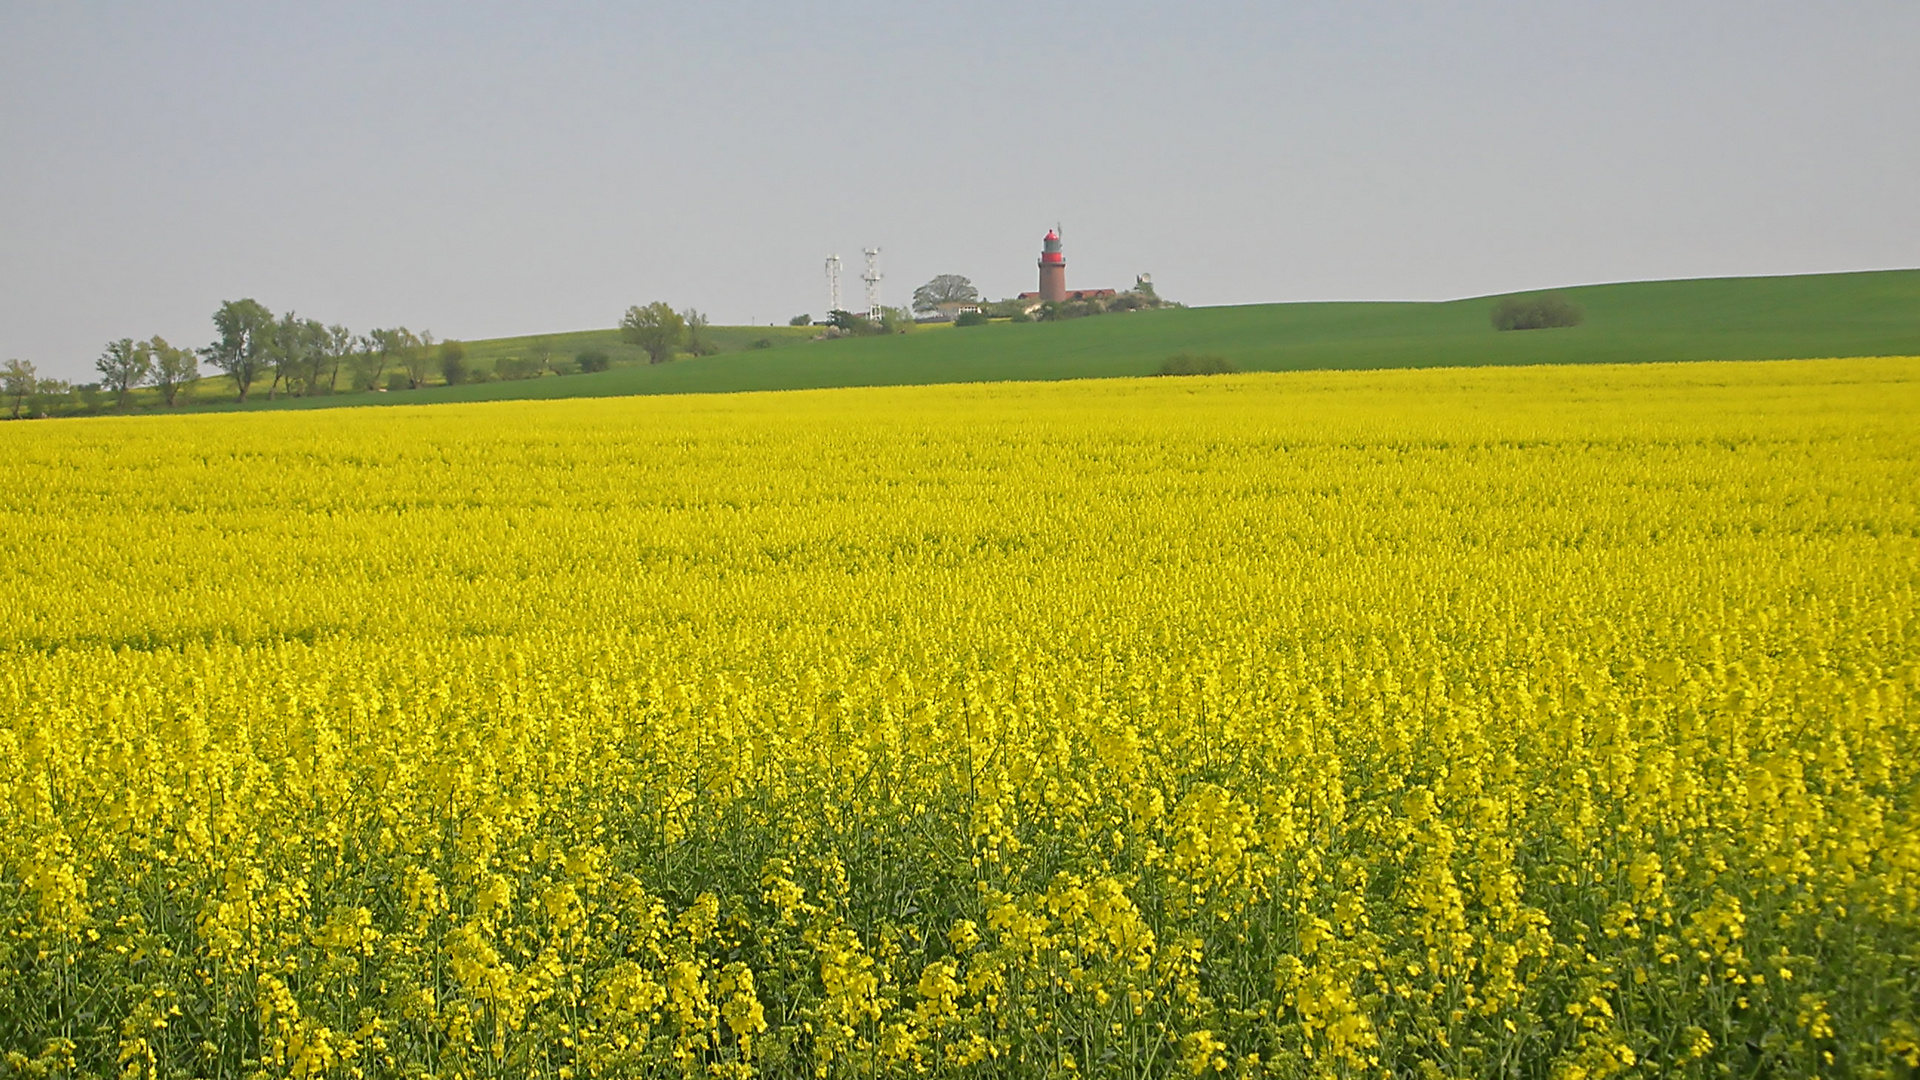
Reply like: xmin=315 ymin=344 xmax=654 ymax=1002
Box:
xmin=179 ymin=267 xmax=1920 ymax=411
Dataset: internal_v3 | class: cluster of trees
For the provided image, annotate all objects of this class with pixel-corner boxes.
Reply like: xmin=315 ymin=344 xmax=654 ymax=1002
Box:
xmin=819 ymin=307 xmax=915 ymax=336
xmin=3 ymin=360 xmax=74 ymax=419
xmin=196 ymin=298 xmax=452 ymax=402
xmin=6 ymin=298 xmax=458 ymax=416
xmin=619 ymin=303 xmax=715 ymax=363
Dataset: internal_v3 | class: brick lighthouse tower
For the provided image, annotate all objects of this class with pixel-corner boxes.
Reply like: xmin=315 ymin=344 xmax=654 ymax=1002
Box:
xmin=1037 ymin=227 xmax=1067 ymax=302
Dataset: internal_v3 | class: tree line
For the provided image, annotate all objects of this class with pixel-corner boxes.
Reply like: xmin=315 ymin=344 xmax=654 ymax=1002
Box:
xmin=189 ymin=298 xmax=453 ymax=403
xmin=3 ymin=298 xmax=459 ymax=418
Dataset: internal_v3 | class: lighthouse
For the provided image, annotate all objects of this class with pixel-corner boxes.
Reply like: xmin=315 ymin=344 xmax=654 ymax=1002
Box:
xmin=1037 ymin=228 xmax=1067 ymax=302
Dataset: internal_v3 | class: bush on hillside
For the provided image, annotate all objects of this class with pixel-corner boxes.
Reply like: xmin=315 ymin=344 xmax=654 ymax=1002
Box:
xmin=1492 ymin=293 xmax=1584 ymax=331
xmin=955 ymin=311 xmax=989 ymax=327
xmin=1158 ymin=353 xmax=1237 ymax=376
xmin=438 ymin=341 xmax=469 ymax=385
xmin=495 ymin=356 xmax=544 ymax=381
xmin=576 ymin=350 xmax=611 ymax=373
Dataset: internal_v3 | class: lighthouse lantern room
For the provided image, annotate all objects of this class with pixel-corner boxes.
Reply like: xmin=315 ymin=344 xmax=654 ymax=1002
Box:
xmin=1037 ymin=228 xmax=1067 ymax=303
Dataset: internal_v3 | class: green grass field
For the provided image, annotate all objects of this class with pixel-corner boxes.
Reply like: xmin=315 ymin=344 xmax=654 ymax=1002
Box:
xmin=145 ymin=267 xmax=1920 ymax=412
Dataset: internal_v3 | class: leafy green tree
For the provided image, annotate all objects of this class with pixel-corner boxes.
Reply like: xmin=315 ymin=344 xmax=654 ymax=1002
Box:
xmin=293 ymin=319 xmax=330 ymax=395
xmin=438 ymin=340 xmax=469 ymax=385
xmin=96 ymin=338 xmax=151 ymax=406
xmin=398 ymin=331 xmax=436 ymax=389
xmin=145 ymin=336 xmax=199 ymax=407
xmin=911 ymin=274 xmax=979 ymax=315
xmin=682 ymin=308 xmax=716 ymax=356
xmin=348 ymin=332 xmax=390 ymax=392
xmin=267 ymin=313 xmax=328 ymax=398
xmin=495 ymin=356 xmax=542 ymax=380
xmin=878 ymin=306 xmax=915 ymax=334
xmin=824 ymin=309 xmax=872 ymax=334
xmin=576 ymin=350 xmax=611 ymax=373
xmin=3 ymin=359 xmax=36 ymax=418
xmin=621 ymin=303 xmax=686 ymax=364
xmin=203 ymin=298 xmax=275 ymax=402
xmin=321 ymin=325 xmax=353 ymax=394
xmin=34 ymin=377 xmax=73 ymax=417
xmin=526 ymin=337 xmax=559 ymax=375
xmin=788 ymin=314 xmax=813 ymax=327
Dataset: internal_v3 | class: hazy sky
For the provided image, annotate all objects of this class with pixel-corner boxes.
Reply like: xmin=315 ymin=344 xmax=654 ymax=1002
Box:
xmin=4 ymin=0 xmax=1916 ymax=381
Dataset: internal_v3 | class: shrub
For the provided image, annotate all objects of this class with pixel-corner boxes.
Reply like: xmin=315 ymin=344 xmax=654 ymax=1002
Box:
xmin=1158 ymin=353 xmax=1237 ymax=376
xmin=495 ymin=356 xmax=544 ymax=381
xmin=878 ymin=306 xmax=916 ymax=335
xmin=576 ymin=350 xmax=611 ymax=373
xmin=751 ymin=338 xmax=773 ymax=350
xmin=788 ymin=314 xmax=813 ymax=327
xmin=1491 ymin=293 xmax=1584 ymax=331
xmin=438 ymin=341 xmax=469 ymax=385
xmin=954 ymin=311 xmax=989 ymax=327
xmin=386 ymin=373 xmax=411 ymax=392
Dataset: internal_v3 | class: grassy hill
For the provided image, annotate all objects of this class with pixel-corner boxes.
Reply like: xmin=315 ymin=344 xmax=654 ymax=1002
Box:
xmin=161 ymin=268 xmax=1920 ymax=412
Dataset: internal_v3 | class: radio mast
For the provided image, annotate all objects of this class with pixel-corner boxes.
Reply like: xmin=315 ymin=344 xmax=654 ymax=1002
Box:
xmin=825 ymin=254 xmax=843 ymax=316
xmin=862 ymin=248 xmax=883 ymax=320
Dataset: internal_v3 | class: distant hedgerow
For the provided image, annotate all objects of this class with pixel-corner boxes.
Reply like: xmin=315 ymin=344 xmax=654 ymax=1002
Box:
xmin=1158 ymin=353 xmax=1237 ymax=376
xmin=1491 ymin=293 xmax=1584 ymax=331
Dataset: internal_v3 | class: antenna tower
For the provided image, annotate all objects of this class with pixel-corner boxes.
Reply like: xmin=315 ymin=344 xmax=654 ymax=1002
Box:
xmin=861 ymin=247 xmax=883 ymax=320
xmin=825 ymin=254 xmax=842 ymax=316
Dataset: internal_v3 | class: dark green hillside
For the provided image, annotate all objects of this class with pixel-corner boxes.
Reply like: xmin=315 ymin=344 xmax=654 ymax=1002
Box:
xmin=186 ymin=268 xmax=1920 ymax=411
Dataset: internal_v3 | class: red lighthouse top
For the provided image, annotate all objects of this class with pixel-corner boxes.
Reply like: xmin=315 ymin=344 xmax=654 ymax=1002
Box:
xmin=1039 ymin=228 xmax=1065 ymax=265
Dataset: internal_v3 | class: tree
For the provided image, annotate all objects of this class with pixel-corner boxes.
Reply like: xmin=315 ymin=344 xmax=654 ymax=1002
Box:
xmin=397 ymin=330 xmax=436 ymax=389
xmin=146 ymin=336 xmax=199 ymax=407
xmin=322 ymin=325 xmax=353 ymax=394
xmin=682 ymin=308 xmax=716 ymax=356
xmin=33 ymin=376 xmax=72 ymax=417
xmin=824 ymin=309 xmax=874 ymax=334
xmin=439 ymin=340 xmax=469 ymax=385
xmin=576 ymin=350 xmax=611 ymax=373
xmin=293 ymin=318 xmax=330 ymax=395
xmin=788 ymin=314 xmax=813 ymax=327
xmin=96 ymin=338 xmax=151 ymax=406
xmin=911 ymin=274 xmax=979 ymax=315
xmin=348 ymin=332 xmax=390 ymax=391
xmin=621 ymin=303 xmax=686 ymax=364
xmin=528 ymin=337 xmax=558 ymax=375
xmin=203 ymin=298 xmax=275 ymax=402
xmin=266 ymin=312 xmax=327 ymax=398
xmin=3 ymin=359 xmax=36 ymax=418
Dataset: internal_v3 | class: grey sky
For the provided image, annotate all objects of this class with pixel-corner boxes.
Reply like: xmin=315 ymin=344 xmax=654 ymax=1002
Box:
xmin=4 ymin=0 xmax=1916 ymax=381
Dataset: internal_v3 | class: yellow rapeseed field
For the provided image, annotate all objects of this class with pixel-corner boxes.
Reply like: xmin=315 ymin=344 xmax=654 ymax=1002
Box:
xmin=1 ymin=359 xmax=1917 ymax=1080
